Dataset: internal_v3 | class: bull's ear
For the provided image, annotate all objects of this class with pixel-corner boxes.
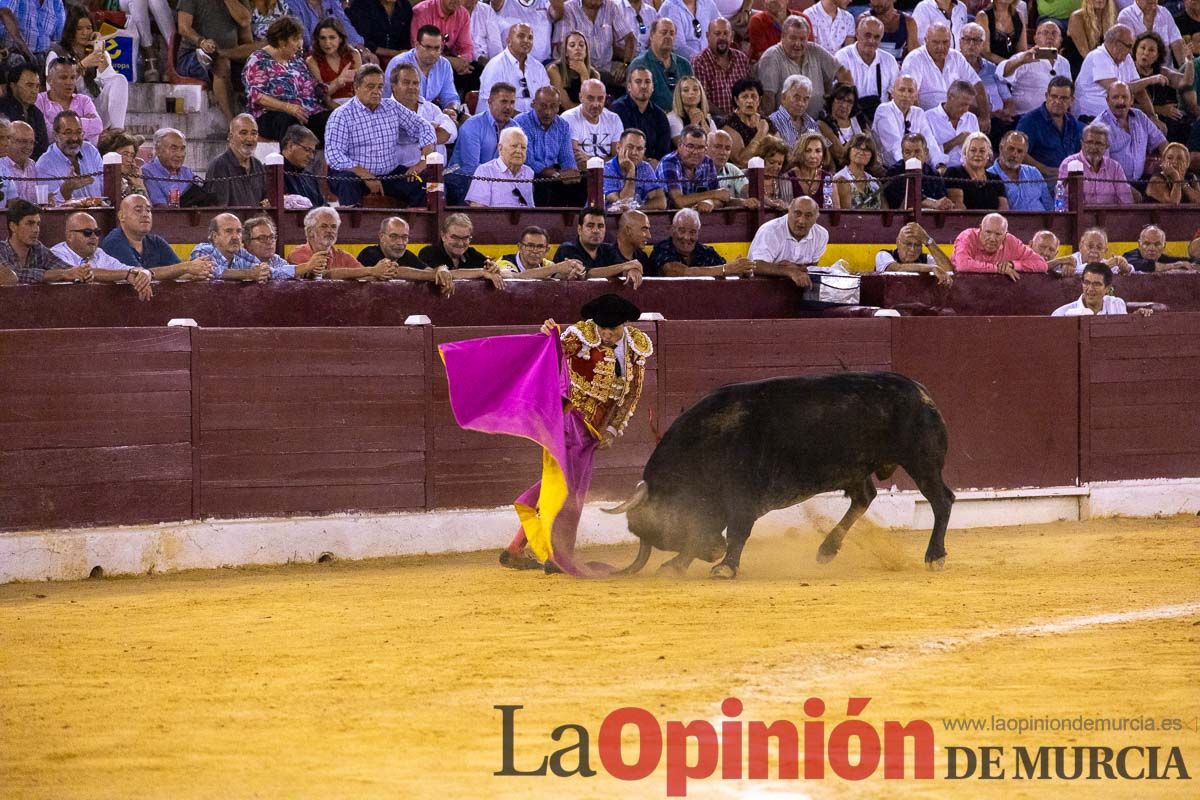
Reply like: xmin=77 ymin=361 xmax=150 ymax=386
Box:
xmin=602 ymin=481 xmax=648 ymax=514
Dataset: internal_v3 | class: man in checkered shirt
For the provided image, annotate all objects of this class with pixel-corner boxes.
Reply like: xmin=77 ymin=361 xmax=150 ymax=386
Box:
xmin=325 ymin=64 xmax=437 ymax=208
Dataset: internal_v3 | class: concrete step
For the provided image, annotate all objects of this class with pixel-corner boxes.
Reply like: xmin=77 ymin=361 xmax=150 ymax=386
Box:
xmin=125 ymin=107 xmax=227 ymax=141
xmin=127 ymin=81 xmax=210 ymax=113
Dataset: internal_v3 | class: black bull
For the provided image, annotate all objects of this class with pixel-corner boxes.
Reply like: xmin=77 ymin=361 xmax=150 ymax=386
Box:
xmin=604 ymin=372 xmax=955 ymax=578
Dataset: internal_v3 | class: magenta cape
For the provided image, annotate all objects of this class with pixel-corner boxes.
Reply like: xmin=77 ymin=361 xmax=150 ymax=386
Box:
xmin=439 ymin=332 xmax=574 ymax=565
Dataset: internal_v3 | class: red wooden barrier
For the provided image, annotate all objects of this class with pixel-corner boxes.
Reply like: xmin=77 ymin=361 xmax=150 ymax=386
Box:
xmin=193 ymin=328 xmax=428 ymax=518
xmin=892 ymin=316 xmax=1081 ymax=490
xmin=1080 ymin=313 xmax=1200 ymax=482
xmin=0 ymin=328 xmax=193 ymax=529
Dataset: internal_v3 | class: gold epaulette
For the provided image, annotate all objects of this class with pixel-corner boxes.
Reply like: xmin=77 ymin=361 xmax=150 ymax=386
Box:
xmin=627 ymin=326 xmax=653 ymax=358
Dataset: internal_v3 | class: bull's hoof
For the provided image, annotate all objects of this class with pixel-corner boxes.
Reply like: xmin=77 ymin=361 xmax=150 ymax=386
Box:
xmin=543 ymin=560 xmax=564 ymax=575
xmin=657 ymin=561 xmax=687 ymax=577
xmin=816 ymin=544 xmax=839 ymax=564
xmin=925 ymin=556 xmax=947 ymax=571
xmin=710 ymin=563 xmax=737 ymax=580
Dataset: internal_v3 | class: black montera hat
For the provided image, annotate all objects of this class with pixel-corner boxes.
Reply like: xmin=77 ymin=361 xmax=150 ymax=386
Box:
xmin=581 ymin=293 xmax=641 ymax=328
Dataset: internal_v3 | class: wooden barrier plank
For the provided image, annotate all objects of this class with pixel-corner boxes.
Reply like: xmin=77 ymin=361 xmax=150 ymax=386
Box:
xmin=1092 ymin=403 xmax=1198 ymax=431
xmin=1089 ymin=335 xmax=1200 ymax=360
xmin=200 ymin=375 xmax=411 ymax=403
xmin=0 ymin=328 xmax=191 ymax=352
xmin=196 ymin=350 xmax=422 ymax=378
xmin=0 ymin=351 xmax=191 ymax=376
xmin=201 ymin=451 xmax=422 ymax=487
xmin=198 ymin=400 xmax=421 ymax=430
xmin=1089 ymin=379 xmax=1200 ymax=407
xmin=0 ymin=371 xmax=192 ymax=395
xmin=0 ymin=481 xmax=192 ymax=530
xmin=0 ymin=392 xmax=192 ymax=420
xmin=1094 ymin=426 xmax=1200 ymax=454
xmin=195 ymin=328 xmax=425 ymax=353
xmin=0 ymin=417 xmax=191 ymax=451
xmin=0 ymin=443 xmax=192 ymax=487
xmin=1089 ymin=357 xmax=1200 ymax=383
xmin=201 ymin=427 xmax=422 ymax=455
xmin=1088 ymin=454 xmax=1200 ymax=481
xmin=201 ymin=484 xmax=425 ymax=518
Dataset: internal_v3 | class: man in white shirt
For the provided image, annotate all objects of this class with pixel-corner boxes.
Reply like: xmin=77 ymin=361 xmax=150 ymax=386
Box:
xmin=467 ymin=0 xmax=505 ymax=62
xmin=1075 ymin=25 xmax=1164 ymax=119
xmin=50 ymin=212 xmax=153 ymax=301
xmin=1117 ymin=0 xmax=1188 ymax=67
xmin=1051 ymin=262 xmax=1151 ymax=316
xmin=621 ymin=0 xmax=658 ymax=52
xmin=562 ymin=79 xmax=625 ymax=168
xmin=926 ymin=79 xmax=979 ymax=167
xmin=999 ymin=21 xmax=1073 ymax=116
xmin=746 ymin=196 xmax=828 ymax=287
xmin=466 ymin=127 xmax=536 ymax=207
xmin=873 ymin=74 xmax=946 ymax=165
xmin=392 ymin=63 xmax=457 ymax=164
xmin=835 ymin=15 xmax=898 ymax=118
xmin=479 ymin=23 xmax=551 ymax=114
xmin=493 ymin=0 xmax=560 ymax=64
xmin=807 ymin=0 xmax=856 ymax=52
xmin=1 ymin=121 xmax=38 ymax=204
xmin=901 ymin=22 xmax=988 ymax=129
xmin=912 ymin=0 xmax=970 ymax=45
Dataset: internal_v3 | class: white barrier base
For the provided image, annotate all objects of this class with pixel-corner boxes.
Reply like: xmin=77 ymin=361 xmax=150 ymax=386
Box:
xmin=2 ymin=480 xmax=1197 ymax=583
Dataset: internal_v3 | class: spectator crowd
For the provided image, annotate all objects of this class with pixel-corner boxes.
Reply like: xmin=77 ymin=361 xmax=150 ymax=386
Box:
xmin=1 ymin=0 xmax=1199 ymax=316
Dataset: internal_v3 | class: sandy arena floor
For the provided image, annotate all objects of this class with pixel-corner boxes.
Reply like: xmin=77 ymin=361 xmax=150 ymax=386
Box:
xmin=1 ymin=515 xmax=1198 ymax=799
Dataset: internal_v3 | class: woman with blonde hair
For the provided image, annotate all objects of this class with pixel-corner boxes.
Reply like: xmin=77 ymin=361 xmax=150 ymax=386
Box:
xmin=944 ymin=132 xmax=1008 ymax=210
xmin=1145 ymin=142 xmax=1200 ymax=204
xmin=786 ymin=132 xmax=841 ymax=209
xmin=757 ymin=135 xmax=793 ymax=211
xmin=1066 ymin=0 xmax=1117 ymax=73
xmin=547 ymin=31 xmax=601 ymax=110
xmin=833 ymin=133 xmax=883 ymax=209
xmin=667 ymin=76 xmax=717 ymax=146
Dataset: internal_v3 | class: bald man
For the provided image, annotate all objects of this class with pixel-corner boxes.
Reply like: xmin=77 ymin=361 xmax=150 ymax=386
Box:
xmin=50 ymin=212 xmax=153 ymax=300
xmin=1 ymin=121 xmax=39 ymax=204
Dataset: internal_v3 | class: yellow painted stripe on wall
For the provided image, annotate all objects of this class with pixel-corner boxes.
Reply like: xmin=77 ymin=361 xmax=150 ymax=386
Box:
xmin=174 ymin=241 xmax=1185 ymax=270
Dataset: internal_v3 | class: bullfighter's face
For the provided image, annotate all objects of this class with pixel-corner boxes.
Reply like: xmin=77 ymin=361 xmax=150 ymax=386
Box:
xmin=598 ymin=324 xmax=625 ymax=347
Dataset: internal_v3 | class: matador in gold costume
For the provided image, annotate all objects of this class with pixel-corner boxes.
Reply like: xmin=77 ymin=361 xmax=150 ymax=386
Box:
xmin=501 ymin=294 xmax=654 ymax=573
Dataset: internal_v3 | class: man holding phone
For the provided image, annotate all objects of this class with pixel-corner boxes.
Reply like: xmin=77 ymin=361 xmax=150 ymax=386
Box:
xmin=1000 ymin=21 xmax=1074 ymax=117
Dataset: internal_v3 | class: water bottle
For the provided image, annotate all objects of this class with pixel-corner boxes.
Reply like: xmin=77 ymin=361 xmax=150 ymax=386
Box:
xmin=821 ymin=172 xmax=833 ymax=209
xmin=1053 ymin=180 xmax=1067 ymax=213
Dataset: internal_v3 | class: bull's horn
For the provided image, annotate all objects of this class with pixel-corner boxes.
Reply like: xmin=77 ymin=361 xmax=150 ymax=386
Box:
xmin=611 ymin=540 xmax=653 ymax=577
xmin=602 ymin=481 xmax=649 ymax=514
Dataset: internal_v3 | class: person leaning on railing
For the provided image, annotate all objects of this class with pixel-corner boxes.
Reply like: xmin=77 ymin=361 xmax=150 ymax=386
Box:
xmin=1122 ymin=224 xmax=1198 ymax=272
xmin=49 ymin=211 xmax=152 ymax=301
xmin=100 ymin=195 xmax=215 ymax=281
xmin=875 ymin=221 xmax=954 ymax=286
xmin=418 ymin=213 xmax=506 ymax=290
xmin=1047 ymin=226 xmax=1135 ymax=277
xmin=552 ymin=205 xmax=645 ymax=286
xmin=497 ymin=224 xmax=587 ymax=280
xmin=951 ymin=212 xmax=1047 ymax=281
xmin=647 ymin=207 xmax=755 ymax=277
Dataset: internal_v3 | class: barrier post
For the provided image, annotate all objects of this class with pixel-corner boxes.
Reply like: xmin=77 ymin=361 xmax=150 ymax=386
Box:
xmin=905 ymin=157 xmax=923 ymax=227
xmin=263 ymin=154 xmax=286 ymax=254
xmin=586 ymin=156 xmax=605 ymax=208
xmin=746 ymin=156 xmax=766 ymax=233
xmin=101 ymin=152 xmax=123 ymax=206
xmin=426 ymin=152 xmax=446 ymax=237
xmin=1066 ymin=160 xmax=1084 ymax=246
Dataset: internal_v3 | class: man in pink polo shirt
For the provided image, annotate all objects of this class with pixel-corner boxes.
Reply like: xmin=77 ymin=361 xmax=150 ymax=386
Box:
xmin=951 ymin=212 xmax=1048 ymax=281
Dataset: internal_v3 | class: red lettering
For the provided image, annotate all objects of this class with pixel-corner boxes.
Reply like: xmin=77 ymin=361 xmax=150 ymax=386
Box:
xmin=803 ymin=697 xmax=826 ymax=778
xmin=883 ymin=720 xmax=935 ymax=778
xmin=598 ymin=707 xmax=662 ymax=781
xmin=747 ymin=720 xmax=800 ymax=779
xmin=720 ymin=697 xmax=743 ymax=779
xmin=665 ymin=720 xmax=718 ymax=797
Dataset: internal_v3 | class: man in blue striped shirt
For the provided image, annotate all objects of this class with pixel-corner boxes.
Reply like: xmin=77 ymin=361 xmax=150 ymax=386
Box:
xmin=325 ymin=64 xmax=437 ymax=207
xmin=515 ymin=86 xmax=585 ymax=207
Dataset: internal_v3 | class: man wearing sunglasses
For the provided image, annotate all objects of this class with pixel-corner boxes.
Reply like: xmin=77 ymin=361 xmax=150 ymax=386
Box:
xmin=628 ymin=18 xmax=694 ymax=112
xmin=658 ymin=0 xmax=721 ymax=60
xmin=49 ymin=212 xmax=153 ymax=301
xmin=620 ymin=0 xmax=659 ymax=52
xmin=478 ymin=23 xmax=550 ymax=114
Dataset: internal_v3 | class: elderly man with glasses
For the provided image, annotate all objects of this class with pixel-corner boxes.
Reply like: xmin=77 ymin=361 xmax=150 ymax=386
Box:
xmin=1074 ymin=24 xmax=1164 ymax=122
xmin=48 ymin=211 xmax=153 ymax=301
xmin=243 ymin=216 xmax=325 ymax=280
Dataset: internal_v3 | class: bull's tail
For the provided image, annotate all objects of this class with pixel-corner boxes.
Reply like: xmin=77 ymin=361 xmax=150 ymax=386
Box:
xmin=611 ymin=540 xmax=654 ymax=577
